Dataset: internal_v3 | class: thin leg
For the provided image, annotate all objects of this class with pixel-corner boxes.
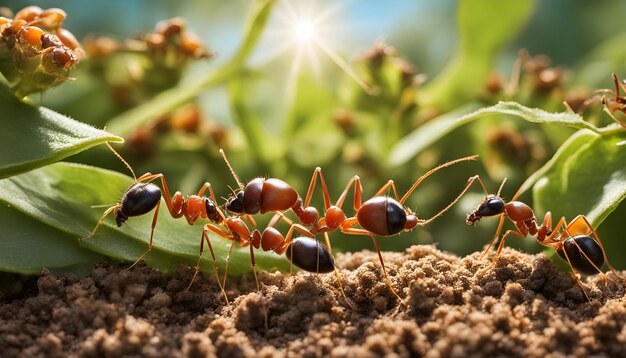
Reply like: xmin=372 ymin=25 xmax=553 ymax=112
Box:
xmin=202 ymin=223 xmax=237 ymax=290
xmin=249 ymin=243 xmax=260 ymax=291
xmin=558 ymin=241 xmax=592 ymax=302
xmin=339 ymin=221 xmax=402 ymax=301
xmin=223 ymin=241 xmax=236 ymax=288
xmin=487 ymin=229 xmax=526 ymax=269
xmin=323 ymin=232 xmax=333 ymax=255
xmin=188 ymin=228 xmax=229 ymax=304
xmin=303 ymin=167 xmax=332 ymax=209
xmin=128 ymin=200 xmax=162 ymax=269
xmin=374 ymin=180 xmax=401 ymax=201
xmin=81 ymin=205 xmax=118 ymax=241
xmin=480 ymin=214 xmax=507 ymax=259
xmin=335 ymin=175 xmax=362 ymax=211
xmin=369 ymin=233 xmax=402 ymax=302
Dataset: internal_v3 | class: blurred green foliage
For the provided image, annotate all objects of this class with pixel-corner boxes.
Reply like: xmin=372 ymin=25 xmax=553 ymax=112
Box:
xmin=0 ymin=0 xmax=625 ymax=276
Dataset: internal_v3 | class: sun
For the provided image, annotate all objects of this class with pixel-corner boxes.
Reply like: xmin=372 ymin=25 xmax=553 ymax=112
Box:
xmin=261 ymin=0 xmax=373 ymax=95
xmin=293 ymin=20 xmax=315 ymax=43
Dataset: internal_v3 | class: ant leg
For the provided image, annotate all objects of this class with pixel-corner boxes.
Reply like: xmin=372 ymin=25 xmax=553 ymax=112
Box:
xmin=557 ymin=240 xmax=592 ymax=302
xmin=335 ymin=175 xmax=362 ymax=211
xmin=248 ymin=243 xmax=260 ymax=291
xmin=369 ymin=233 xmax=403 ymax=302
xmin=420 ymin=175 xmax=491 ymax=226
xmin=222 ymin=241 xmax=236 ymax=288
xmin=128 ymin=200 xmax=162 ymax=269
xmin=323 ymin=232 xmax=334 ymax=255
xmin=480 ymin=214 xmax=507 ymax=260
xmin=340 ymin=224 xmax=402 ymax=302
xmin=188 ymin=226 xmax=229 ymax=304
xmin=303 ymin=167 xmax=332 ymax=209
xmin=275 ymin=221 xmax=315 ymax=275
xmin=80 ymin=205 xmax=119 ymax=241
xmin=487 ymin=229 xmax=526 ymax=269
xmin=202 ymin=223 xmax=235 ymax=300
xmin=399 ymin=155 xmax=479 ymax=205
xmin=373 ymin=180 xmax=401 ymax=201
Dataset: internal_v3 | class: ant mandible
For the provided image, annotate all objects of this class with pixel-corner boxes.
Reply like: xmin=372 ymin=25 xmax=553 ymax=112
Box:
xmin=466 ymin=175 xmax=625 ymax=300
xmin=274 ymin=154 xmax=480 ymax=300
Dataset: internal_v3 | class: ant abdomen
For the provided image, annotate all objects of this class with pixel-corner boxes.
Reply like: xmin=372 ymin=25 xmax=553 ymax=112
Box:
xmin=116 ymin=183 xmax=161 ymax=226
xmin=286 ymin=237 xmax=335 ymax=273
xmin=227 ymin=178 xmax=298 ymax=215
xmin=357 ymin=196 xmax=407 ymax=236
xmin=557 ymin=235 xmax=605 ymax=275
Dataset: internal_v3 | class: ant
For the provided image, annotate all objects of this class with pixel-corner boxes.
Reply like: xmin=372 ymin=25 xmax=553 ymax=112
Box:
xmin=466 ymin=176 xmax=625 ymax=300
xmin=83 ymin=144 xmax=336 ymax=305
xmin=273 ymin=155 xmax=480 ymax=300
xmin=567 ymin=73 xmax=626 ymax=128
xmin=599 ymin=73 xmax=626 ymax=127
xmin=1 ymin=7 xmax=81 ymax=69
xmin=82 ymin=143 xmax=234 ymax=302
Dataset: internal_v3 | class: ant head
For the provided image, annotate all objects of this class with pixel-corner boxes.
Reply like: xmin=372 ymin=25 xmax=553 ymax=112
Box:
xmin=114 ymin=206 xmax=128 ymax=227
xmin=466 ymin=195 xmax=505 ymax=225
xmin=225 ymin=191 xmax=244 ymax=214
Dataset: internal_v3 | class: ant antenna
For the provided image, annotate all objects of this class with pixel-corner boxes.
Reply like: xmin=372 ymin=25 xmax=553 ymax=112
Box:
xmin=399 ymin=155 xmax=479 ymax=205
xmin=106 ymin=142 xmax=136 ymax=180
xmin=496 ymin=178 xmax=507 ymax=198
xmin=220 ymin=149 xmax=243 ymax=190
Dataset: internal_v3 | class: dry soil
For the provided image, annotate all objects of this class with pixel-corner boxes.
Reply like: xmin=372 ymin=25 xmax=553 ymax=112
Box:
xmin=1 ymin=245 xmax=625 ymax=357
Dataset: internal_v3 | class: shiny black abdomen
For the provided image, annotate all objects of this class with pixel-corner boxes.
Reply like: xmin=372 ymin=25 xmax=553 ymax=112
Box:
xmin=557 ymin=235 xmax=604 ymax=275
xmin=286 ymin=237 xmax=335 ymax=273
xmin=120 ymin=183 xmax=162 ymax=218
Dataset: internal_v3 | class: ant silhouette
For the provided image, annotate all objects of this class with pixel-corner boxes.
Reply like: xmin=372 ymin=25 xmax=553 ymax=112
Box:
xmin=466 ymin=175 xmax=625 ymax=300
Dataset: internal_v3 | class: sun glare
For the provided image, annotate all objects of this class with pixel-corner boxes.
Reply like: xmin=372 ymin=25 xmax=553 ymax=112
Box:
xmin=263 ymin=0 xmax=373 ymax=95
xmin=293 ymin=20 xmax=315 ymax=43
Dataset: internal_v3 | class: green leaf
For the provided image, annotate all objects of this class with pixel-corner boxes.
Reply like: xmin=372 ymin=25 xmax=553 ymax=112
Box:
xmin=0 ymin=162 xmax=291 ymax=276
xmin=0 ymin=83 xmax=122 ymax=178
xmin=389 ymin=101 xmax=602 ymax=167
xmin=532 ymin=130 xmax=626 ymax=227
xmin=0 ymin=204 xmax=102 ymax=275
xmin=106 ymin=0 xmax=277 ymax=137
xmin=420 ymin=0 xmax=535 ymax=110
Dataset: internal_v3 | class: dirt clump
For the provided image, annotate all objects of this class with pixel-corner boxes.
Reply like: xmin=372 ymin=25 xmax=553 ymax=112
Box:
xmin=1 ymin=245 xmax=625 ymax=357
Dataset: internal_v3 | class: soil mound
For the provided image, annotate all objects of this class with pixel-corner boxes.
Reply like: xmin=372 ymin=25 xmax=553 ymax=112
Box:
xmin=1 ymin=246 xmax=625 ymax=357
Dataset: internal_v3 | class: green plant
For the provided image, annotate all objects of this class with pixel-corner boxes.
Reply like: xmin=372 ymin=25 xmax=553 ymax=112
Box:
xmin=0 ymin=0 xmax=624 ymax=278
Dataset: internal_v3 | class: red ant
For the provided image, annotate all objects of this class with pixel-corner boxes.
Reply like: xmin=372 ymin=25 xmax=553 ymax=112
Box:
xmin=83 ymin=144 xmax=335 ymax=304
xmin=1 ymin=7 xmax=81 ymax=69
xmin=599 ymin=73 xmax=626 ymax=127
xmin=466 ymin=176 xmax=625 ymax=300
xmin=217 ymin=151 xmax=346 ymax=290
xmin=271 ymin=155 xmax=480 ymax=300
xmin=569 ymin=73 xmax=626 ymax=128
